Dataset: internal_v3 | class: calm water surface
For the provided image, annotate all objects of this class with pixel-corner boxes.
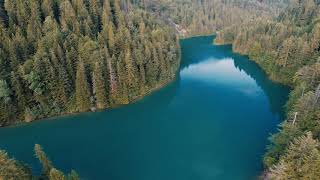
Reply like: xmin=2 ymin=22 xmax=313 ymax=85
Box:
xmin=0 ymin=36 xmax=290 ymax=180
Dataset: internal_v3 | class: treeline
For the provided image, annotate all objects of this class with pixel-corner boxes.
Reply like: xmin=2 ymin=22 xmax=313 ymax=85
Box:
xmin=0 ymin=0 xmax=180 ymax=126
xmin=0 ymin=144 xmax=80 ymax=180
xmin=141 ymin=0 xmax=288 ymax=37
xmin=214 ymin=0 xmax=320 ymax=178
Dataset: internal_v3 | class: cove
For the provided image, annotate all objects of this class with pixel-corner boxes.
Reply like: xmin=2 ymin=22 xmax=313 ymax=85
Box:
xmin=0 ymin=36 xmax=290 ymax=180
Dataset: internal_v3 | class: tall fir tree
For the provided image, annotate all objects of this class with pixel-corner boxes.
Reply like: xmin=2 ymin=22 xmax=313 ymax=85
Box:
xmin=75 ymin=61 xmax=91 ymax=112
xmin=92 ymin=60 xmax=108 ymax=109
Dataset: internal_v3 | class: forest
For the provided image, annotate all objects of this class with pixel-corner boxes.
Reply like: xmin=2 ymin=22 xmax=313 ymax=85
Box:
xmin=1 ymin=0 xmax=320 ymax=179
xmin=1 ymin=144 xmax=80 ymax=180
xmin=152 ymin=0 xmax=320 ymax=178
xmin=140 ymin=0 xmax=320 ymax=178
xmin=214 ymin=0 xmax=320 ymax=178
xmin=0 ymin=0 xmax=180 ymax=126
xmin=142 ymin=0 xmax=289 ymax=37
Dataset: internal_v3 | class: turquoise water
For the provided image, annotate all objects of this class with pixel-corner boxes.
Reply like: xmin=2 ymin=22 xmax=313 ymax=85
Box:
xmin=0 ymin=36 xmax=289 ymax=180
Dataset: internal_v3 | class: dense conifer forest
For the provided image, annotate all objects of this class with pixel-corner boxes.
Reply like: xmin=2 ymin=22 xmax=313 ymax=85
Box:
xmin=0 ymin=0 xmax=180 ymax=126
xmin=142 ymin=0 xmax=288 ymax=37
xmin=1 ymin=0 xmax=320 ymax=179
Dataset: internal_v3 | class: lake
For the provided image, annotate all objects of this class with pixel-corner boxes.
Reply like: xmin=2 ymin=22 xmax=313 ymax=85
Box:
xmin=0 ymin=36 xmax=290 ymax=180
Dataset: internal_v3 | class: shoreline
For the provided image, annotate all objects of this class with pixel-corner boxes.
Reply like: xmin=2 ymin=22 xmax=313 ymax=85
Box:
xmin=7 ymin=34 xmax=291 ymax=129
xmin=2 ymin=34 xmax=291 ymax=131
xmin=1 ymin=34 xmax=291 ymax=178
xmin=212 ymin=38 xmax=293 ymax=87
xmin=178 ymin=33 xmax=216 ymax=40
xmin=2 ymin=75 xmax=178 ymax=129
xmin=2 ymin=39 xmax=182 ymax=129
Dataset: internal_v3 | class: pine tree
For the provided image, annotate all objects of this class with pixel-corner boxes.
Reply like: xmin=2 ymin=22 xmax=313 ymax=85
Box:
xmin=60 ymin=0 xmax=78 ymax=32
xmin=108 ymin=22 xmax=115 ymax=52
xmin=27 ymin=0 xmax=42 ymax=51
xmin=114 ymin=0 xmax=125 ymax=27
xmin=104 ymin=48 xmax=118 ymax=100
xmin=65 ymin=47 xmax=78 ymax=83
xmin=310 ymin=24 xmax=320 ymax=51
xmin=134 ymin=45 xmax=146 ymax=93
xmin=41 ymin=0 xmax=54 ymax=18
xmin=34 ymin=144 xmax=53 ymax=177
xmin=279 ymin=37 xmax=295 ymax=67
xmin=92 ymin=61 xmax=107 ymax=109
xmin=0 ymin=80 xmax=11 ymax=104
xmin=56 ymin=64 xmax=71 ymax=105
xmin=157 ymin=42 xmax=168 ymax=82
xmin=139 ymin=21 xmax=145 ymax=40
xmin=4 ymin=0 xmax=16 ymax=27
xmin=101 ymin=0 xmax=111 ymax=26
xmin=115 ymin=53 xmax=129 ymax=104
xmin=75 ymin=61 xmax=91 ymax=112
xmin=124 ymin=44 xmax=138 ymax=98
xmin=15 ymin=0 xmax=29 ymax=31
xmin=0 ymin=150 xmax=32 ymax=180
xmin=89 ymin=0 xmax=101 ymax=34
xmin=11 ymin=71 xmax=26 ymax=111
xmin=146 ymin=45 xmax=160 ymax=86
xmin=49 ymin=168 xmax=65 ymax=180
xmin=269 ymin=132 xmax=320 ymax=180
xmin=78 ymin=37 xmax=98 ymax=65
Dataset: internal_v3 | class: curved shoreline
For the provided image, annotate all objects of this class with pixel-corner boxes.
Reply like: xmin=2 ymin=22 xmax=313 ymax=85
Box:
xmin=7 ymin=33 xmax=291 ymax=130
xmin=2 ymin=40 xmax=182 ymax=129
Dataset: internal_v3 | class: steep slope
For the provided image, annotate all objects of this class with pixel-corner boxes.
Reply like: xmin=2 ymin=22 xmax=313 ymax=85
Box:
xmin=0 ymin=0 xmax=180 ymax=126
xmin=140 ymin=0 xmax=287 ymax=37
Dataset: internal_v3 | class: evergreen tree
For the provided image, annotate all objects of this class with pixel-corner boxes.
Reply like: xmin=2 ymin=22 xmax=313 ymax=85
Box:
xmin=60 ymin=0 xmax=78 ymax=32
xmin=49 ymin=168 xmax=65 ymax=180
xmin=269 ymin=132 xmax=320 ymax=179
xmin=92 ymin=61 xmax=107 ymax=109
xmin=101 ymin=0 xmax=111 ymax=26
xmin=0 ymin=0 xmax=179 ymax=125
xmin=0 ymin=80 xmax=11 ymax=104
xmin=0 ymin=150 xmax=32 ymax=180
xmin=75 ymin=61 xmax=91 ymax=112
xmin=107 ymin=22 xmax=115 ymax=52
xmin=1 ymin=145 xmax=80 ymax=180
xmin=35 ymin=144 xmax=53 ymax=177
xmin=124 ymin=45 xmax=138 ymax=98
xmin=10 ymin=71 xmax=26 ymax=112
xmin=41 ymin=0 xmax=54 ymax=18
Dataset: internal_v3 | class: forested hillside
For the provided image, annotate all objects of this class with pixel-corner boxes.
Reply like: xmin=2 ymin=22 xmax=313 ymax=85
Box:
xmin=1 ymin=0 xmax=320 ymax=179
xmin=141 ymin=0 xmax=288 ymax=37
xmin=0 ymin=0 xmax=180 ymax=126
xmin=214 ymin=0 xmax=320 ymax=178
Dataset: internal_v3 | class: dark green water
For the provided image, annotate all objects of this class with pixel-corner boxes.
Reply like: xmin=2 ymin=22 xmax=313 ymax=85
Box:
xmin=0 ymin=36 xmax=289 ymax=180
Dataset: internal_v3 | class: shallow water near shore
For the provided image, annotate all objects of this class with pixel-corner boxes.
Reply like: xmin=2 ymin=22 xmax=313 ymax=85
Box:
xmin=0 ymin=36 xmax=290 ymax=180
